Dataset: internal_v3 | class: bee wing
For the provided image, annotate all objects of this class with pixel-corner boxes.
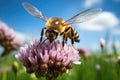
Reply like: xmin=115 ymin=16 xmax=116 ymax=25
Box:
xmin=22 ymin=2 xmax=48 ymax=22
xmin=65 ymin=8 xmax=102 ymax=24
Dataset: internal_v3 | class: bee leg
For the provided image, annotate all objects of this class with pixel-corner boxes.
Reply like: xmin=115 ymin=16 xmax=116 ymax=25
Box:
xmin=62 ymin=32 xmax=66 ymax=47
xmin=65 ymin=36 xmax=68 ymax=44
xmin=71 ymin=38 xmax=74 ymax=48
xmin=61 ymin=27 xmax=71 ymax=47
xmin=40 ymin=27 xmax=46 ymax=43
xmin=37 ymin=27 xmax=46 ymax=47
xmin=71 ymin=28 xmax=75 ymax=48
xmin=62 ymin=33 xmax=67 ymax=53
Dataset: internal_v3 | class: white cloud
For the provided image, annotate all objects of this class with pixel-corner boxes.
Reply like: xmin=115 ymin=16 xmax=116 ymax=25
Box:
xmin=84 ymin=0 xmax=102 ymax=8
xmin=77 ymin=12 xmax=119 ymax=31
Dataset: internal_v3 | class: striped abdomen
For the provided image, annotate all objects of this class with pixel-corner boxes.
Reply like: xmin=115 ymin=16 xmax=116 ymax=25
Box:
xmin=73 ymin=29 xmax=80 ymax=42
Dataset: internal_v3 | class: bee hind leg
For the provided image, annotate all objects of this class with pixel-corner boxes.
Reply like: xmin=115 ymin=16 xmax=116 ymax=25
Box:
xmin=71 ymin=38 xmax=75 ymax=48
xmin=71 ymin=28 xmax=75 ymax=48
xmin=61 ymin=27 xmax=71 ymax=47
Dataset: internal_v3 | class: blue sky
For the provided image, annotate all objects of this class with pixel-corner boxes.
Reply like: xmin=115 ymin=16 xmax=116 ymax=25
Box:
xmin=0 ymin=0 xmax=120 ymax=50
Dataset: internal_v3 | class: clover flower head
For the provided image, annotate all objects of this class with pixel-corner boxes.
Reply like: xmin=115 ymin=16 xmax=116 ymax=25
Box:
xmin=95 ymin=64 xmax=101 ymax=70
xmin=77 ymin=47 xmax=90 ymax=60
xmin=16 ymin=40 xmax=80 ymax=79
xmin=118 ymin=56 xmax=120 ymax=65
xmin=100 ymin=38 xmax=105 ymax=48
xmin=0 ymin=21 xmax=22 ymax=56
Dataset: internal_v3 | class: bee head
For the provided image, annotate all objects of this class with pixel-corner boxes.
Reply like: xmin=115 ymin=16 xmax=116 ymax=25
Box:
xmin=46 ymin=29 xmax=59 ymax=43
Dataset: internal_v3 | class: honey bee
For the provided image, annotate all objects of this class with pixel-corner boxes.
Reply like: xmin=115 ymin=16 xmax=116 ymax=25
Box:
xmin=22 ymin=2 xmax=102 ymax=47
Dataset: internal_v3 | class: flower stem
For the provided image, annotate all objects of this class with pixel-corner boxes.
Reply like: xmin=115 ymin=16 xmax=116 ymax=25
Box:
xmin=2 ymin=56 xmax=8 ymax=80
xmin=15 ymin=72 xmax=17 ymax=80
xmin=2 ymin=66 xmax=7 ymax=80
xmin=1 ymin=50 xmax=9 ymax=57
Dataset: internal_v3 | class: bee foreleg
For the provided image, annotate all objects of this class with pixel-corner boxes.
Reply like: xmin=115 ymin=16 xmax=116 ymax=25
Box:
xmin=65 ymin=36 xmax=68 ymax=44
xmin=62 ymin=32 xmax=66 ymax=47
xmin=40 ymin=27 xmax=46 ymax=43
